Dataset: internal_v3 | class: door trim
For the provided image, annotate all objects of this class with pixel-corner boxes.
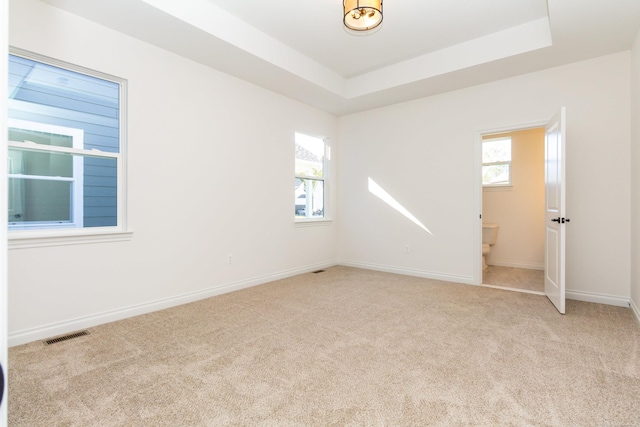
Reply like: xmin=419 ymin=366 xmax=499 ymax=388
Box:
xmin=473 ymin=119 xmax=548 ymax=286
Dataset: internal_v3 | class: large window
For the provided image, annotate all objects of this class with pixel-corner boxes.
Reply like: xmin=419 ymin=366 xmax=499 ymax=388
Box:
xmin=295 ymin=133 xmax=326 ymax=220
xmin=482 ymin=136 xmax=512 ymax=186
xmin=7 ymin=50 xmax=126 ymax=237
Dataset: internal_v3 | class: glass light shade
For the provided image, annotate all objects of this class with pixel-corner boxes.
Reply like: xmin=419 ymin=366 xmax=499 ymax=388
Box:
xmin=344 ymin=0 xmax=383 ymax=31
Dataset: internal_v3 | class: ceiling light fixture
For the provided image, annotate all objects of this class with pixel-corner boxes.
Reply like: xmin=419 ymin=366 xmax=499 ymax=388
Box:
xmin=343 ymin=0 xmax=383 ymax=32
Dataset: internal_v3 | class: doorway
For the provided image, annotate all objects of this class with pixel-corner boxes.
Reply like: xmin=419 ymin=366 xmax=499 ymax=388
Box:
xmin=478 ymin=125 xmax=546 ymax=294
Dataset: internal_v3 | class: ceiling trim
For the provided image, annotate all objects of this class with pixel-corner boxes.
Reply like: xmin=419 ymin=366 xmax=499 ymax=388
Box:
xmin=34 ymin=0 xmax=640 ymax=115
xmin=140 ymin=0 xmax=551 ymax=100
xmin=347 ymin=17 xmax=552 ymax=98
xmin=140 ymin=0 xmax=346 ymax=96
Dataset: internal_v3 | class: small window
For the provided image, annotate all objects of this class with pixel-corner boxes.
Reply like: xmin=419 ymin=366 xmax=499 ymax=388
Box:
xmin=7 ymin=50 xmax=126 ymax=236
xmin=295 ymin=133 xmax=326 ymax=219
xmin=482 ymin=136 xmax=512 ymax=186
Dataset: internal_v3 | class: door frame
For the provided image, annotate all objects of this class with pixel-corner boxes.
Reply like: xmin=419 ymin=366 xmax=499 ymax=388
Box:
xmin=1 ymin=0 xmax=9 ymax=422
xmin=473 ymin=119 xmax=548 ymax=286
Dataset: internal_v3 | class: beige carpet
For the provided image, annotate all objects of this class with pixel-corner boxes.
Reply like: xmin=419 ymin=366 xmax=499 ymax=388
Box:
xmin=8 ymin=266 xmax=640 ymax=426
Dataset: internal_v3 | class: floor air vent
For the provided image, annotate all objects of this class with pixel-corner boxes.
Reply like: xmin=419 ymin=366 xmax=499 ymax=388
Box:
xmin=44 ymin=330 xmax=90 ymax=345
xmin=312 ymin=269 xmax=326 ymax=274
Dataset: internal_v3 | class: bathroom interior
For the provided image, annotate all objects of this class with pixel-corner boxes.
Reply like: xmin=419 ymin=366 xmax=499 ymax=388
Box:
xmin=481 ymin=127 xmax=546 ymax=293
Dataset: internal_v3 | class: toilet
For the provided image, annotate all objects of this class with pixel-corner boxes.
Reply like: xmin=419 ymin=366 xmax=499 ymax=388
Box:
xmin=482 ymin=223 xmax=499 ymax=270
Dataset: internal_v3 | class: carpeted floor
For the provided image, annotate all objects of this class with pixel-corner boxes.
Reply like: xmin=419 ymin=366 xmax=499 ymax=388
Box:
xmin=8 ymin=266 xmax=640 ymax=426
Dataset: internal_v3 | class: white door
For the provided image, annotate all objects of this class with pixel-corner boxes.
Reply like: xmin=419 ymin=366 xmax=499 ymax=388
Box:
xmin=544 ymin=108 xmax=567 ymax=314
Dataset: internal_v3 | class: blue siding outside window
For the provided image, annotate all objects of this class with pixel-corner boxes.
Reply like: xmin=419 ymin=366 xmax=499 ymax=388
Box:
xmin=8 ymin=54 xmax=120 ymax=228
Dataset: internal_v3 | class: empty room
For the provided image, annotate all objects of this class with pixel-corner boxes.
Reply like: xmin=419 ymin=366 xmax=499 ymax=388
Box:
xmin=1 ymin=0 xmax=640 ymax=425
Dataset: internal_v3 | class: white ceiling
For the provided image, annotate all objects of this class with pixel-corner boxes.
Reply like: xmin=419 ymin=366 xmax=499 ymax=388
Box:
xmin=205 ymin=0 xmax=550 ymax=78
xmin=40 ymin=0 xmax=640 ymax=115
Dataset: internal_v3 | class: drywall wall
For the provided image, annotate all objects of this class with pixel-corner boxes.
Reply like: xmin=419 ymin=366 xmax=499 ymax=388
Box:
xmin=7 ymin=0 xmax=338 ymax=345
xmin=8 ymin=1 xmax=637 ymax=346
xmin=338 ymin=52 xmax=632 ymax=305
xmin=482 ymin=128 xmax=545 ymax=270
xmin=631 ymin=28 xmax=640 ymax=321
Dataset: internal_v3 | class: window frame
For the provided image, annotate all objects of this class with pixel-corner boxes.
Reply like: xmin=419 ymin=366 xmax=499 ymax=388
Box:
xmin=7 ymin=48 xmax=131 ymax=248
xmin=294 ymin=132 xmax=330 ymax=223
xmin=482 ymin=136 xmax=512 ymax=187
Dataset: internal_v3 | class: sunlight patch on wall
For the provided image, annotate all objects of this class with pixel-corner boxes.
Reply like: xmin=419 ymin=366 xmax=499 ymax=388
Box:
xmin=368 ymin=177 xmax=432 ymax=234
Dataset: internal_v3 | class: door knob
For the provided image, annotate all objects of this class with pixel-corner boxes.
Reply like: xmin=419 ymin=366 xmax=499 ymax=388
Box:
xmin=551 ymin=217 xmax=561 ymax=223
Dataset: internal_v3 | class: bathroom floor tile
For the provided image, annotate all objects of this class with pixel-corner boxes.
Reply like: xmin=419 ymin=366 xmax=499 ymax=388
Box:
xmin=483 ymin=266 xmax=544 ymax=293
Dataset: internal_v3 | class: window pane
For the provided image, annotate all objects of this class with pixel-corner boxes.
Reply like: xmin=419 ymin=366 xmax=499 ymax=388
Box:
xmin=294 ymin=178 xmax=324 ymax=218
xmin=483 ymin=164 xmax=510 ymax=185
xmin=483 ymin=138 xmax=511 ymax=163
xmin=8 ymin=178 xmax=71 ymax=223
xmin=295 ymin=133 xmax=324 ymax=177
xmin=8 ymin=53 xmax=122 ymax=231
xmin=9 ymin=148 xmax=73 ymax=178
xmin=84 ymin=156 xmax=118 ymax=227
xmin=7 ymin=150 xmax=118 ymax=228
xmin=8 ymin=149 xmax=78 ymax=226
xmin=9 ymin=128 xmax=73 ymax=148
xmin=9 ymin=54 xmax=120 ymax=153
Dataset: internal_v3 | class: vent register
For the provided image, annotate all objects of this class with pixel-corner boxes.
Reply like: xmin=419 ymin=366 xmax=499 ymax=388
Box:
xmin=43 ymin=330 xmax=90 ymax=345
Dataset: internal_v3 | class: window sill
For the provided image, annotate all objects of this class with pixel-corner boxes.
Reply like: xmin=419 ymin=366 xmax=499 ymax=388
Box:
xmin=483 ymin=185 xmax=514 ymax=192
xmin=294 ymin=218 xmax=333 ymax=228
xmin=9 ymin=229 xmax=133 ymax=249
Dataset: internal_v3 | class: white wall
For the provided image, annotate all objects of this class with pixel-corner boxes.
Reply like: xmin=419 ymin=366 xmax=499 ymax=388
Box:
xmin=8 ymin=1 xmax=637 ymax=347
xmin=8 ymin=0 xmax=338 ymax=345
xmin=631 ymin=28 xmax=640 ymax=322
xmin=483 ymin=128 xmax=545 ymax=270
xmin=338 ymin=52 xmax=632 ymax=305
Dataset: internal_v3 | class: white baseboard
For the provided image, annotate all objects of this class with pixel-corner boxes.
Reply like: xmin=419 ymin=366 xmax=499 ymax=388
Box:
xmin=338 ymin=260 xmax=475 ymax=285
xmin=486 ymin=259 xmax=544 ymax=270
xmin=631 ymin=298 xmax=640 ymax=325
xmin=565 ymin=289 xmax=630 ymax=308
xmin=11 ymin=261 xmax=634 ymax=347
xmin=8 ymin=260 xmax=337 ymax=347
